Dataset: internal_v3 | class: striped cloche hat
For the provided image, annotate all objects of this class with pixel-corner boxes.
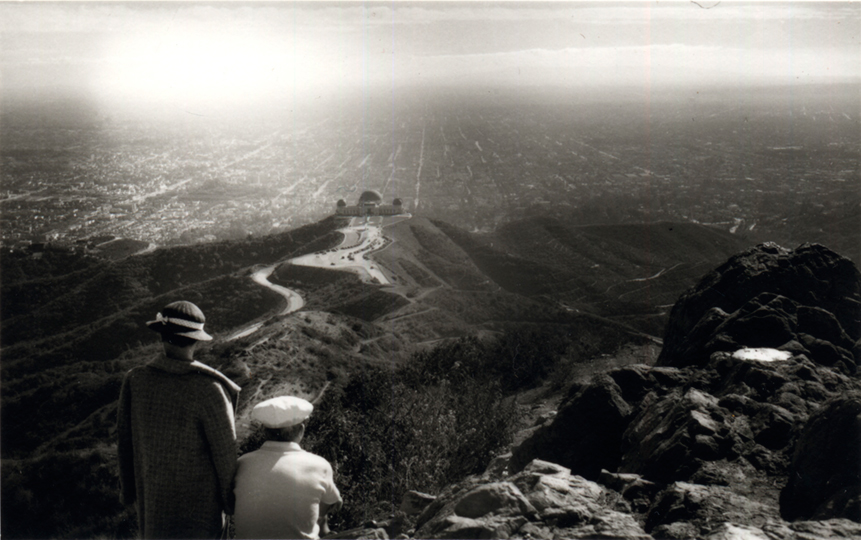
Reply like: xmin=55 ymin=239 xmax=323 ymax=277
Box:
xmin=146 ymin=301 xmax=213 ymax=341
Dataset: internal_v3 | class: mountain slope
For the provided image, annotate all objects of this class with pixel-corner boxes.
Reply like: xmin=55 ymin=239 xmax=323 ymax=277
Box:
xmin=0 ymin=213 xmax=838 ymax=539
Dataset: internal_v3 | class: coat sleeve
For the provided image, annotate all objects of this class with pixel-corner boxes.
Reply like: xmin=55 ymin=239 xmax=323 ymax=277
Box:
xmin=201 ymin=382 xmax=238 ymax=515
xmin=321 ymin=461 xmax=342 ymax=506
xmin=116 ymin=372 xmax=136 ymax=506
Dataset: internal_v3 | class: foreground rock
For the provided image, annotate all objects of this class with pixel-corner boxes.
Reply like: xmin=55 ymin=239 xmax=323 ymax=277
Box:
xmin=414 ymin=460 xmax=650 ymax=539
xmin=330 ymin=244 xmax=860 ymax=540
xmin=780 ymin=392 xmax=861 ymax=522
xmin=657 ymin=243 xmax=861 ymax=372
xmin=505 ymin=244 xmax=861 ymax=538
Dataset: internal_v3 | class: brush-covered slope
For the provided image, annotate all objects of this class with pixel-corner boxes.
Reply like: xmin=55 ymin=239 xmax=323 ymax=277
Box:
xmin=421 ymin=217 xmax=750 ymax=335
xmin=350 ymin=243 xmax=861 ymax=540
xmin=0 ymin=213 xmax=831 ymax=539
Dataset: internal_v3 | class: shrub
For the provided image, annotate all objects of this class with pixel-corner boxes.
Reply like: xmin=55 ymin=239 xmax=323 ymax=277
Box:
xmin=1 ymin=448 xmax=137 ymax=539
xmin=299 ymin=356 xmax=518 ymax=531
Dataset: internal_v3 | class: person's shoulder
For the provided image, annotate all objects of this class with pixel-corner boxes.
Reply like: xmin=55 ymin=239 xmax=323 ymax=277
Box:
xmin=237 ymin=450 xmax=260 ymax=463
xmin=122 ymin=364 xmax=153 ymax=382
xmin=300 ymin=450 xmax=335 ymax=469
xmin=188 ymin=361 xmax=241 ymax=395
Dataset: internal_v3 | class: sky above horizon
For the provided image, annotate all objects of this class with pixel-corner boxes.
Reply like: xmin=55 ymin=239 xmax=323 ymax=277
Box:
xmin=1 ymin=1 xmax=859 ymax=109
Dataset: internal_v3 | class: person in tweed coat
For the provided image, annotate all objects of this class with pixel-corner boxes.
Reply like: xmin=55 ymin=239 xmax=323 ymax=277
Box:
xmin=118 ymin=301 xmax=241 ymax=539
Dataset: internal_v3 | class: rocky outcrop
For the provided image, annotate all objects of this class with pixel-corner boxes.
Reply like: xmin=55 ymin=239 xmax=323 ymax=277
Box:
xmin=503 ymin=243 xmax=861 ymax=538
xmin=657 ymin=243 xmax=861 ymax=372
xmin=780 ymin=392 xmax=861 ymax=522
xmin=400 ymin=490 xmax=436 ymax=516
xmin=509 ymin=375 xmax=633 ymax=479
xmin=341 ymin=244 xmax=861 ymax=540
xmin=413 ymin=460 xmax=650 ymax=539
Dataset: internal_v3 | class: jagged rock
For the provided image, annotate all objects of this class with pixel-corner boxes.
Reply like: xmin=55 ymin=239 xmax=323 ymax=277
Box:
xmin=400 ymin=491 xmax=436 ymax=516
xmin=482 ymin=453 xmax=511 ymax=478
xmin=414 ymin=459 xmax=651 ymax=539
xmin=780 ymin=392 xmax=861 ymax=522
xmin=646 ymin=482 xmax=779 ymax=535
xmin=658 ymin=243 xmax=861 ymax=370
xmin=761 ymin=518 xmax=861 ymax=539
xmin=597 ymin=470 xmax=660 ymax=512
xmin=414 ymin=481 xmax=535 ymax=538
xmin=415 ymin=512 xmax=528 ymax=539
xmin=650 ymin=521 xmax=700 ymax=539
xmin=510 ymin=375 xmax=633 ymax=478
xmin=619 ymin=388 xmax=735 ymax=483
xmin=453 ymin=483 xmax=535 ymax=519
xmin=707 ymin=521 xmax=861 ymax=540
xmin=700 ymin=293 xmax=857 ymax=374
xmin=509 ymin=460 xmax=599 ymax=518
xmin=597 ymin=470 xmax=647 ymax=493
xmin=703 ymin=523 xmax=770 ymax=540
xmin=608 ymin=364 xmax=656 ymax=405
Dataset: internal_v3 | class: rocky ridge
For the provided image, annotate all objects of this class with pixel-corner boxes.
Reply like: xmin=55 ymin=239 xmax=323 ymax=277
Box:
xmin=334 ymin=244 xmax=861 ymax=539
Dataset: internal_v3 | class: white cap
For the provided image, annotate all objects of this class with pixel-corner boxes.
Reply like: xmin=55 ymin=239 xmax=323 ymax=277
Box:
xmin=252 ymin=396 xmax=313 ymax=428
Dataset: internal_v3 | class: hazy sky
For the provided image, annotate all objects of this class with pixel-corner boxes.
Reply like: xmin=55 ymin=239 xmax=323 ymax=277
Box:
xmin=1 ymin=1 xmax=859 ymax=108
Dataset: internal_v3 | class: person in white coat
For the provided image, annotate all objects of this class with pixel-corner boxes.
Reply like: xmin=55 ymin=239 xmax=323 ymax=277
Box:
xmin=233 ymin=396 xmax=342 ymax=539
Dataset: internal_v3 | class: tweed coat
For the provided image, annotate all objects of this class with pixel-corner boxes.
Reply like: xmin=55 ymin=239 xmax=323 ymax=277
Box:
xmin=118 ymin=356 xmax=241 ymax=539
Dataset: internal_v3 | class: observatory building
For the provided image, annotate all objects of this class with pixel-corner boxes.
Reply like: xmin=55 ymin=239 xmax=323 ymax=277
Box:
xmin=336 ymin=190 xmax=406 ymax=216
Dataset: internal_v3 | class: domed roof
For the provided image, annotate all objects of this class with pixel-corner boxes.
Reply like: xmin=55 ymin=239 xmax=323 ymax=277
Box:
xmin=336 ymin=199 xmax=347 ymax=207
xmin=392 ymin=198 xmax=403 ymax=206
xmin=358 ymin=190 xmax=383 ymax=204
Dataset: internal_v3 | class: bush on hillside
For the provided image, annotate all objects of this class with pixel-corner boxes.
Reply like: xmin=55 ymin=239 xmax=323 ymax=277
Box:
xmin=1 ymin=448 xmax=136 ymax=539
xmin=300 ymin=362 xmax=516 ymax=531
xmin=277 ymin=328 xmax=575 ymax=530
xmin=405 ymin=328 xmax=571 ymax=393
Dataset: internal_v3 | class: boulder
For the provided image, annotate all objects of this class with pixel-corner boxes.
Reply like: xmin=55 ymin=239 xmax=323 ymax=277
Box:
xmin=597 ymin=469 xmax=660 ymax=512
xmin=620 ymin=388 xmax=735 ymax=483
xmin=645 ymin=482 xmax=778 ymax=535
xmin=414 ymin=480 xmax=535 ymax=539
xmin=658 ymin=243 xmax=861 ymax=370
xmin=650 ymin=522 xmax=700 ymax=539
xmin=400 ymin=491 xmax=436 ymax=516
xmin=703 ymin=523 xmax=770 ymax=540
xmin=760 ymin=518 xmax=861 ymax=539
xmin=510 ymin=375 xmax=633 ymax=479
xmin=452 ymin=483 xmax=534 ymax=519
xmin=780 ymin=392 xmax=861 ymax=522
xmin=413 ymin=459 xmax=651 ymax=539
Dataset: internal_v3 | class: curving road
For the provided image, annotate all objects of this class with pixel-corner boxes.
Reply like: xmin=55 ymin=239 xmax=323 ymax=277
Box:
xmin=229 ymin=215 xmax=410 ymax=341
xmin=251 ymin=265 xmax=305 ymax=315
xmin=290 ymin=218 xmax=392 ymax=285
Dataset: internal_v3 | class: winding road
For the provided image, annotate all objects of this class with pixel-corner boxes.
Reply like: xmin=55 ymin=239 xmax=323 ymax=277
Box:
xmin=251 ymin=265 xmax=305 ymax=314
xmin=228 ymin=214 xmax=410 ymax=341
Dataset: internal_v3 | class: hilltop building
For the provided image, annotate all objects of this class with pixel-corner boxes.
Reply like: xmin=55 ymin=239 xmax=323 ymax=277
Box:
xmin=336 ymin=190 xmax=406 ymax=216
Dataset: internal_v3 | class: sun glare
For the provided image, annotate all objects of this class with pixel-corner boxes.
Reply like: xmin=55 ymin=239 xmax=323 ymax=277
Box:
xmin=101 ymin=29 xmax=315 ymax=106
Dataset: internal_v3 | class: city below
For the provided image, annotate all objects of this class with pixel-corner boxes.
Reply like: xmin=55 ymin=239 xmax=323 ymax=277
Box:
xmin=2 ymin=86 xmax=859 ymax=259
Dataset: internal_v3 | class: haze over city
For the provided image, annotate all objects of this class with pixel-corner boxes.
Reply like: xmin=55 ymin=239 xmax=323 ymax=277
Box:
xmin=3 ymin=2 xmax=859 ymax=109
xmin=1 ymin=2 xmax=859 ymax=254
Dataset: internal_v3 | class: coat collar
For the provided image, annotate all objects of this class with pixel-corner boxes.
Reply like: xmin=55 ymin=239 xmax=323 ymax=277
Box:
xmin=148 ymin=356 xmax=241 ymax=404
xmin=260 ymin=441 xmax=303 ymax=453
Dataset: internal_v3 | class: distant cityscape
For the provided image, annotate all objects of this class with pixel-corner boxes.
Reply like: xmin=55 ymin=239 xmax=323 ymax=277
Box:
xmin=2 ymin=88 xmax=859 ymax=254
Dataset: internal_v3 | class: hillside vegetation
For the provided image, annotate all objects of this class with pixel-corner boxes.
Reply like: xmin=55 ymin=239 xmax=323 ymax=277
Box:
xmin=1 ymin=214 xmax=764 ymax=538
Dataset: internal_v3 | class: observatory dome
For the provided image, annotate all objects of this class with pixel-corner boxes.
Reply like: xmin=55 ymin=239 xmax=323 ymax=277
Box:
xmin=336 ymin=199 xmax=347 ymax=207
xmin=358 ymin=190 xmax=383 ymax=204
